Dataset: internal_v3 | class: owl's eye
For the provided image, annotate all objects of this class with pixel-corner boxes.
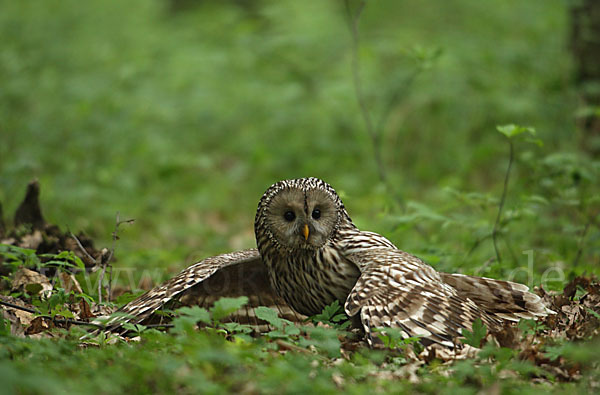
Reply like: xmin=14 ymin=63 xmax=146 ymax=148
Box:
xmin=284 ymin=211 xmax=296 ymax=222
xmin=312 ymin=208 xmax=321 ymax=220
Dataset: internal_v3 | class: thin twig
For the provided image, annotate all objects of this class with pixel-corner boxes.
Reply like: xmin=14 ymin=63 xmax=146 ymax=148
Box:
xmin=275 ymin=339 xmax=312 ymax=354
xmin=98 ymin=212 xmax=135 ymax=304
xmin=70 ymin=231 xmax=97 ymax=266
xmin=572 ymin=213 xmax=596 ymax=267
xmin=98 ymin=260 xmax=105 ymax=305
xmin=0 ymin=300 xmax=104 ymax=329
xmin=0 ymin=300 xmax=38 ymax=314
xmin=374 ymin=70 xmax=420 ymax=136
xmin=465 ymin=233 xmax=493 ymax=259
xmin=492 ymin=139 xmax=514 ymax=264
xmin=343 ymin=0 xmax=411 ymax=210
xmin=107 ymin=264 xmax=113 ymax=302
xmin=503 ymin=232 xmax=518 ymax=264
xmin=344 ymin=0 xmax=386 ymax=183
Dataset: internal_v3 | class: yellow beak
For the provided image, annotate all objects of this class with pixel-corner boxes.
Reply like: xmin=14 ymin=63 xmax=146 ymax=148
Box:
xmin=302 ymin=224 xmax=310 ymax=241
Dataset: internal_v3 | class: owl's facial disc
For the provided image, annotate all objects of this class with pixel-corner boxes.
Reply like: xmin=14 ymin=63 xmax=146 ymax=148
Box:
xmin=265 ymin=186 xmax=338 ymax=250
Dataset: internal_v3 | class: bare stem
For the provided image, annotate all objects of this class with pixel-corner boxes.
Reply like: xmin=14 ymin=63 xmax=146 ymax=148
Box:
xmin=70 ymin=231 xmax=97 ymax=266
xmin=344 ymin=0 xmax=386 ymax=183
xmin=572 ymin=212 xmax=597 ymax=266
xmin=492 ymin=139 xmax=514 ymax=264
xmin=98 ymin=212 xmax=134 ymax=304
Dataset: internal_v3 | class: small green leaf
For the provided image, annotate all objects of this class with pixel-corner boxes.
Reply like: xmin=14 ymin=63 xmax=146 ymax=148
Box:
xmin=496 ymin=124 xmax=536 ymax=139
xmin=219 ymin=322 xmax=252 ymax=334
xmin=331 ymin=313 xmax=347 ymax=323
xmin=122 ymin=322 xmax=147 ymax=334
xmin=0 ymin=315 xmax=10 ymax=336
xmin=300 ymin=326 xmax=341 ymax=358
xmin=25 ymin=283 xmax=43 ymax=295
xmin=177 ymin=306 xmax=211 ymax=324
xmin=460 ymin=318 xmax=487 ymax=348
xmin=544 ymin=345 xmax=564 ymax=361
xmin=284 ymin=325 xmax=300 ymax=336
xmin=210 ymin=296 xmax=248 ymax=322
xmin=51 ymin=306 xmax=75 ymax=319
xmin=374 ymin=327 xmax=420 ymax=350
xmin=255 ymin=306 xmax=284 ymax=330
xmin=311 ymin=300 xmax=349 ymax=327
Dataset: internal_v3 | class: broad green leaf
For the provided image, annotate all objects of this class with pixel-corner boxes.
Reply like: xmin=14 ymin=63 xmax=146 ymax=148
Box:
xmin=300 ymin=326 xmax=341 ymax=358
xmin=544 ymin=345 xmax=564 ymax=361
xmin=0 ymin=315 xmax=10 ymax=336
xmin=177 ymin=306 xmax=211 ymax=324
xmin=255 ymin=306 xmax=283 ymax=329
xmin=25 ymin=283 xmax=43 ymax=295
xmin=284 ymin=325 xmax=300 ymax=336
xmin=121 ymin=323 xmax=147 ymax=334
xmin=460 ymin=318 xmax=487 ymax=348
xmin=210 ymin=296 xmax=248 ymax=322
xmin=496 ymin=124 xmax=536 ymax=139
xmin=220 ymin=322 xmax=252 ymax=335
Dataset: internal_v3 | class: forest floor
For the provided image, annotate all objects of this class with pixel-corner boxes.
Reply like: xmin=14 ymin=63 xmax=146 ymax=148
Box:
xmin=2 ymin=1 xmax=599 ymax=393
xmin=1 ymin=182 xmax=599 ymax=394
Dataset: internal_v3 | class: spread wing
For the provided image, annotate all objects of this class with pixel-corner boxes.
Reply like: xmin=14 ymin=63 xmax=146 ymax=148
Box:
xmin=344 ymin=248 xmax=502 ymax=347
xmin=439 ymin=272 xmax=553 ymax=320
xmin=105 ymin=249 xmax=306 ymax=333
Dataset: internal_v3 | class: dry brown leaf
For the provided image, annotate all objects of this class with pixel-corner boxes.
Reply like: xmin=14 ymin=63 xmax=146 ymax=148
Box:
xmin=25 ymin=316 xmax=54 ymax=335
xmin=11 ymin=267 xmax=53 ymax=297
xmin=79 ymin=299 xmax=95 ymax=320
xmin=58 ymin=272 xmax=83 ymax=294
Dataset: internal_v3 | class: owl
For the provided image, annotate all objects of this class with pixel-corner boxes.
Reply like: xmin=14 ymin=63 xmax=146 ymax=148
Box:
xmin=107 ymin=177 xmax=552 ymax=347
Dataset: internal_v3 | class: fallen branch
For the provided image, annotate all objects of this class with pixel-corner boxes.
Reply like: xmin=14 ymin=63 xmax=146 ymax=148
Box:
xmin=0 ymin=300 xmax=105 ymax=329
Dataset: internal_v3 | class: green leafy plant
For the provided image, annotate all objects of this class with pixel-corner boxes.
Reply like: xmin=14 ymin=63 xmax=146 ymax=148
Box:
xmin=310 ymin=300 xmax=351 ymax=330
xmin=121 ymin=322 xmax=148 ymax=337
xmin=298 ymin=325 xmax=342 ymax=358
xmin=172 ymin=297 xmax=251 ymax=337
xmin=374 ymin=327 xmax=422 ymax=352
xmin=30 ymin=288 xmax=78 ymax=319
xmin=0 ymin=0 xmax=597 ymax=392
xmin=544 ymin=344 xmax=566 ymax=362
xmin=38 ymin=251 xmax=85 ymax=270
xmin=518 ymin=319 xmax=548 ymax=337
xmin=255 ymin=306 xmax=300 ymax=340
xmin=461 ymin=318 xmax=488 ymax=348
xmin=0 ymin=315 xmax=10 ymax=337
xmin=0 ymin=245 xmax=41 ymax=271
xmin=493 ymin=124 xmax=539 ymax=264
xmin=209 ymin=296 xmax=249 ymax=322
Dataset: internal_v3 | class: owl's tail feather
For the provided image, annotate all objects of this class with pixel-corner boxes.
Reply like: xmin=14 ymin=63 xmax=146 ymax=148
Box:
xmin=440 ymin=273 xmax=555 ymax=322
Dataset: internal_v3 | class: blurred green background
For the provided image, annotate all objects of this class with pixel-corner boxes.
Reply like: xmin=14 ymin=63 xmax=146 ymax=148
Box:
xmin=1 ymin=0 xmax=596 ymax=288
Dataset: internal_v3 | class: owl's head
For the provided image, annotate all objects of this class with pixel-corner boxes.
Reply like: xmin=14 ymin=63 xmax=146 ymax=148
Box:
xmin=255 ymin=178 xmax=352 ymax=251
